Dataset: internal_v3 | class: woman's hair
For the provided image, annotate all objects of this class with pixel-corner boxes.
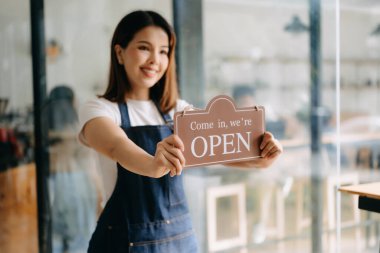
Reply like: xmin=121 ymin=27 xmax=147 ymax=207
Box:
xmin=100 ymin=10 xmax=178 ymax=113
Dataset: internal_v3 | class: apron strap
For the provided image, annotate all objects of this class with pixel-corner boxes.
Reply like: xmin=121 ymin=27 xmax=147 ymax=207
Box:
xmin=118 ymin=103 xmax=131 ymax=128
xmin=153 ymin=100 xmax=173 ymax=130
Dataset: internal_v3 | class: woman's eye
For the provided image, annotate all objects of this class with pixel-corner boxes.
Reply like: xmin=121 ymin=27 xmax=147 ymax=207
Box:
xmin=138 ymin=46 xmax=149 ymax=51
xmin=160 ymin=50 xmax=169 ymax=55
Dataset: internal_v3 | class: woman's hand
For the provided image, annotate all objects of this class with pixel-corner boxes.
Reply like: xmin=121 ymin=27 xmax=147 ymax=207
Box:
xmin=82 ymin=117 xmax=185 ymax=178
xmin=256 ymin=131 xmax=283 ymax=167
xmin=224 ymin=131 xmax=283 ymax=169
xmin=152 ymin=134 xmax=186 ymax=178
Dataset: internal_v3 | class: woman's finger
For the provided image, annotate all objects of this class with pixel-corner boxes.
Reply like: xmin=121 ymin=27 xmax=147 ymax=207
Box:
xmin=260 ymin=134 xmax=283 ymax=158
xmin=164 ymin=134 xmax=185 ymax=152
xmin=264 ymin=139 xmax=283 ymax=158
xmin=161 ymin=141 xmax=185 ymax=166
xmin=267 ymin=149 xmax=282 ymax=159
xmin=260 ymin=131 xmax=274 ymax=150
xmin=161 ymin=150 xmax=183 ymax=176
xmin=261 ymin=142 xmax=276 ymax=157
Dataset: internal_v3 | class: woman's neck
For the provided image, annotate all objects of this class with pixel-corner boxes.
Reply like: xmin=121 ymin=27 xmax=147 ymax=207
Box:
xmin=125 ymin=90 xmax=149 ymax=101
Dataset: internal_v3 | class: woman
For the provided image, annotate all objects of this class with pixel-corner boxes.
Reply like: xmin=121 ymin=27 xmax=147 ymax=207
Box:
xmin=78 ymin=10 xmax=282 ymax=253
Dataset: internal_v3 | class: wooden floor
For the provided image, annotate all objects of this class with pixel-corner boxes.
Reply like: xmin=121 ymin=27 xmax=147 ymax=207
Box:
xmin=0 ymin=163 xmax=38 ymax=253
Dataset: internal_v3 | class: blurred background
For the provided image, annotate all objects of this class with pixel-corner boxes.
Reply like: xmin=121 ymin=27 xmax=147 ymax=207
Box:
xmin=1 ymin=0 xmax=380 ymax=252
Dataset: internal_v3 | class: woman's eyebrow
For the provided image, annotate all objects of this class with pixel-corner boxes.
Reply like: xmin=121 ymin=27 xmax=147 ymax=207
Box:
xmin=136 ymin=40 xmax=151 ymax=45
xmin=137 ymin=41 xmax=169 ymax=48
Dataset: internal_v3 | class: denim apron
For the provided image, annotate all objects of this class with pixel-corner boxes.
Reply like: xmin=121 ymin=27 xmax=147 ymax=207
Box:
xmin=87 ymin=102 xmax=198 ymax=253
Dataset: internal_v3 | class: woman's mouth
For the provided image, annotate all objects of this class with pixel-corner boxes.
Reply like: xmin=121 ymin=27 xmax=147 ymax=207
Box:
xmin=141 ymin=67 xmax=158 ymax=78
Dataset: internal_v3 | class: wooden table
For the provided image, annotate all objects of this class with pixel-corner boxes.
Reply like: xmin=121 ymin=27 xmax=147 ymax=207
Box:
xmin=340 ymin=182 xmax=380 ymax=213
xmin=0 ymin=163 xmax=38 ymax=253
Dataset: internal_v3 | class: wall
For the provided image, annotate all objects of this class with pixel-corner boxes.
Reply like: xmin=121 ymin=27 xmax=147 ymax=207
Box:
xmin=0 ymin=0 xmax=32 ymax=112
xmin=1 ymin=0 xmax=380 ymax=116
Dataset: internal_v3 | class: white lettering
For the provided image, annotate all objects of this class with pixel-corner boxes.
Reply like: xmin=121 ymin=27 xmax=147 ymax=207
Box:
xmin=229 ymin=120 xmax=241 ymax=127
xmin=236 ymin=132 xmax=251 ymax=152
xmin=190 ymin=121 xmax=214 ymax=131
xmin=190 ymin=132 xmax=252 ymax=158
xmin=191 ymin=136 xmax=208 ymax=158
xmin=209 ymin=135 xmax=222 ymax=156
xmin=222 ymin=133 xmax=236 ymax=154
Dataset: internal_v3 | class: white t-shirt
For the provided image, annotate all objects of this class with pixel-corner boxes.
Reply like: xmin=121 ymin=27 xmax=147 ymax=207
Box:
xmin=78 ymin=97 xmax=190 ymax=205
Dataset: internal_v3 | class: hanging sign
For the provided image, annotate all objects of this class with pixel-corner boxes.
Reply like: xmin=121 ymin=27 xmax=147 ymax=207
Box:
xmin=174 ymin=95 xmax=265 ymax=167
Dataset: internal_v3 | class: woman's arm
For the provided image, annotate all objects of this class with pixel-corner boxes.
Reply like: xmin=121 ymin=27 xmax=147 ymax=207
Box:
xmin=224 ymin=131 xmax=283 ymax=169
xmin=82 ymin=117 xmax=185 ymax=178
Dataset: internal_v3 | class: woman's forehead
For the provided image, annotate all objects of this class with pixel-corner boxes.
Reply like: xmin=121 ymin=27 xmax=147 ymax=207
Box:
xmin=131 ymin=26 xmax=169 ymax=45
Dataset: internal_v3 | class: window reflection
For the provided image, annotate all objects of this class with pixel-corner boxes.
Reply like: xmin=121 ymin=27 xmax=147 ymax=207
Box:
xmin=45 ymin=85 xmax=99 ymax=253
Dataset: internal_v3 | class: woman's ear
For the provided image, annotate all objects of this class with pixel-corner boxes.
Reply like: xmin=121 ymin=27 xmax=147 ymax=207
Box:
xmin=114 ymin=44 xmax=123 ymax=65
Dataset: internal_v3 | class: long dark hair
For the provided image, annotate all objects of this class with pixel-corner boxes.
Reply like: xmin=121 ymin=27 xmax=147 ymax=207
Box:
xmin=100 ymin=10 xmax=178 ymax=113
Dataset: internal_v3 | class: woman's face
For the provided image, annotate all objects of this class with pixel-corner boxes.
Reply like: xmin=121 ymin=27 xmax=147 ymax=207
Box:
xmin=115 ymin=26 xmax=170 ymax=100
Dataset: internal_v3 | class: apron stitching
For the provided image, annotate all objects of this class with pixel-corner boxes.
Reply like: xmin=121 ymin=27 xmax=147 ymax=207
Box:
xmin=129 ymin=229 xmax=194 ymax=247
xmin=129 ymin=213 xmax=189 ymax=227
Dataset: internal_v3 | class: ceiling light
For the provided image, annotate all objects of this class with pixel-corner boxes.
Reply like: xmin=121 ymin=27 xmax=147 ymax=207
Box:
xmin=284 ymin=15 xmax=309 ymax=34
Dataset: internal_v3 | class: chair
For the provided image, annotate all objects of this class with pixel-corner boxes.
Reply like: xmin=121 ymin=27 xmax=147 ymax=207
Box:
xmin=206 ymin=183 xmax=247 ymax=252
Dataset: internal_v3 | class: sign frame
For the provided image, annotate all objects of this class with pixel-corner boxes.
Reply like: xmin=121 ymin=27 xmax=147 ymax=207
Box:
xmin=174 ymin=95 xmax=265 ymax=167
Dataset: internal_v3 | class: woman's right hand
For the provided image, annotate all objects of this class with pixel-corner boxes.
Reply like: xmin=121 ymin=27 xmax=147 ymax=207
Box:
xmin=82 ymin=117 xmax=186 ymax=178
xmin=152 ymin=134 xmax=185 ymax=178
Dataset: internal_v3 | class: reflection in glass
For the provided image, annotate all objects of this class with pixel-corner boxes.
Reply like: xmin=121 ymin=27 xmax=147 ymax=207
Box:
xmin=216 ymin=195 xmax=240 ymax=240
xmin=46 ymin=85 xmax=98 ymax=253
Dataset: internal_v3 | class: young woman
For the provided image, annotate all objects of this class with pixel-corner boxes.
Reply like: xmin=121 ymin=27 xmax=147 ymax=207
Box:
xmin=78 ymin=10 xmax=282 ymax=253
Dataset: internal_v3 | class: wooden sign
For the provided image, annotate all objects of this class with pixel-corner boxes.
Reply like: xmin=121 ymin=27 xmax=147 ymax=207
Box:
xmin=174 ymin=95 xmax=265 ymax=167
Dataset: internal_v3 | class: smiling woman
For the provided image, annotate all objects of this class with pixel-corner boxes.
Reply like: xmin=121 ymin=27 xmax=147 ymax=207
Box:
xmin=114 ymin=26 xmax=170 ymax=99
xmin=77 ymin=9 xmax=282 ymax=253
xmin=78 ymin=10 xmax=200 ymax=253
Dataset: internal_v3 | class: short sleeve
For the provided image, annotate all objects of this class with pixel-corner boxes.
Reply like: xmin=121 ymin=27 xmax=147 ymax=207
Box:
xmin=168 ymin=99 xmax=192 ymax=119
xmin=78 ymin=98 xmax=120 ymax=146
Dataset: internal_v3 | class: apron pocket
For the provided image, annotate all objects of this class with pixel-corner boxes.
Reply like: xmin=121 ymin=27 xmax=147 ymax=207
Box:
xmin=168 ymin=175 xmax=186 ymax=206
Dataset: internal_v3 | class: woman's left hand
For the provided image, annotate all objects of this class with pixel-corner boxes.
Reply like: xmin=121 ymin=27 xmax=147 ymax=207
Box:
xmin=257 ymin=131 xmax=283 ymax=166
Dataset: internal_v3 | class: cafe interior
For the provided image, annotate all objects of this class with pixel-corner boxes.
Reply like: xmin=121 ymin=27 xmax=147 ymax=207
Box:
xmin=1 ymin=0 xmax=380 ymax=252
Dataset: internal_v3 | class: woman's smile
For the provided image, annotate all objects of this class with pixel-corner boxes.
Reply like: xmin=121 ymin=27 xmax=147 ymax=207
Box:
xmin=140 ymin=66 xmax=159 ymax=78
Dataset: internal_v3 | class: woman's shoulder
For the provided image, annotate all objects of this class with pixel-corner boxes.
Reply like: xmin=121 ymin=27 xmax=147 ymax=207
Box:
xmin=78 ymin=97 xmax=121 ymax=146
xmin=85 ymin=96 xmax=118 ymax=107
xmin=175 ymin=99 xmax=191 ymax=112
xmin=81 ymin=97 xmax=119 ymax=113
xmin=168 ymin=99 xmax=192 ymax=119
xmin=79 ymin=97 xmax=121 ymax=124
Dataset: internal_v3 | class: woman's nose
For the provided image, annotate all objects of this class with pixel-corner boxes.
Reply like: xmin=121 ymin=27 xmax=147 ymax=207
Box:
xmin=148 ymin=51 xmax=159 ymax=65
